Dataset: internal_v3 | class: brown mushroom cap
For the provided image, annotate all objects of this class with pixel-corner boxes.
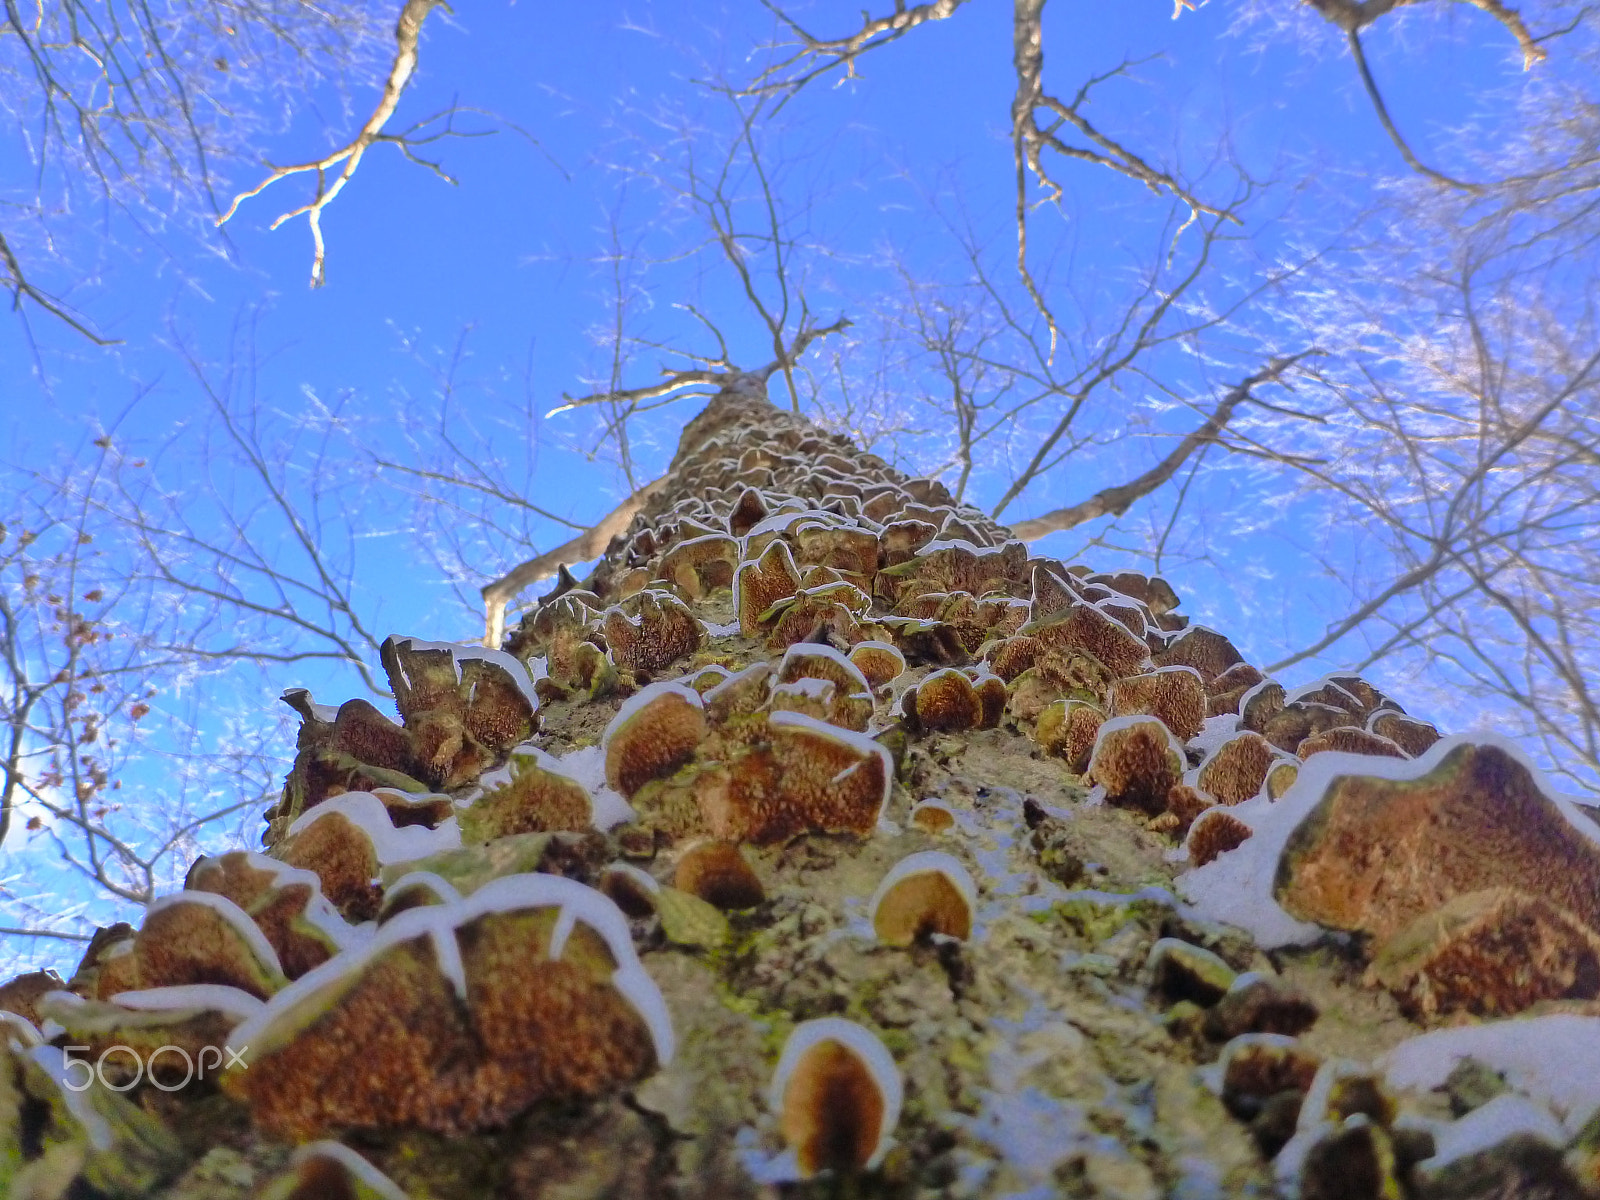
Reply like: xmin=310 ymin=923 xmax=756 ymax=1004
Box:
xmin=602 ymin=683 xmax=709 ymax=798
xmin=868 ymin=851 xmax=977 ymax=946
xmin=770 ymin=1018 xmax=903 ymax=1177
xmin=673 ymin=840 xmax=765 ymax=910
xmin=1187 ymin=808 xmax=1255 ymax=867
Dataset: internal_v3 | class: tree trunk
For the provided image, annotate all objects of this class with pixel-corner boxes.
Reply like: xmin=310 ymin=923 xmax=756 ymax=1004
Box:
xmin=5 ymin=377 xmax=1599 ymax=1199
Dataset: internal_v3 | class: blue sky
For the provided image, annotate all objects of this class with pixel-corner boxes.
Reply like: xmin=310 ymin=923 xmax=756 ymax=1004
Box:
xmin=1 ymin=1 xmax=1582 ymax=965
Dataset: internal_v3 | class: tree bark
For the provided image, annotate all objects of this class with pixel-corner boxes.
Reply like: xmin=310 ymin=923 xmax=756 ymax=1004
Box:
xmin=7 ymin=377 xmax=1594 ymax=1200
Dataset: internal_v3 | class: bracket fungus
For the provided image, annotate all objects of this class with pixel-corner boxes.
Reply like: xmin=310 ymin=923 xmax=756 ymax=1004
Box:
xmin=460 ymin=744 xmax=593 ymax=842
xmin=771 ymin=642 xmax=875 ymax=731
xmin=673 ymin=840 xmax=765 ymax=910
xmin=733 ymin=537 xmax=802 ymax=636
xmin=1187 ymin=807 xmax=1255 ymax=867
xmin=1088 ymin=716 xmax=1186 ymax=814
xmin=909 ymin=798 xmax=959 ymax=834
xmin=602 ymin=682 xmax=709 ymax=799
xmin=849 ymin=640 xmax=906 ymax=690
xmin=694 ymin=711 xmax=894 ymax=843
xmin=1274 ymin=740 xmax=1600 ymax=951
xmin=657 ymin=533 xmax=740 ymax=599
xmin=598 ymin=861 xmax=662 ymax=918
xmin=257 ymin=1140 xmax=412 ymax=1200
xmin=224 ymin=873 xmax=673 ymax=1138
xmin=1296 ymin=726 xmax=1407 ymax=761
xmin=1205 ymin=973 xmax=1320 ymax=1041
xmin=86 ymin=891 xmax=291 ymax=1000
xmin=704 ymin=661 xmax=776 ymax=727
xmin=903 ymin=666 xmax=1006 ymax=732
xmin=1218 ymin=1033 xmax=1324 ymax=1118
xmin=869 ymin=850 xmax=977 ymax=945
xmin=727 ymin=486 xmax=770 ymax=536
xmin=1144 ymin=937 xmax=1237 ymax=1006
xmin=1109 ymin=665 xmax=1207 ymax=741
xmin=1207 ymin=661 xmax=1267 ymax=716
xmin=184 ymin=850 xmax=357 ymax=980
xmin=0 ymin=970 xmax=64 ymax=1027
xmin=1197 ymin=733 xmax=1277 ymax=806
xmin=280 ymin=791 xmax=462 ymax=920
xmin=601 ymin=589 xmax=707 ymax=674
xmin=1368 ymin=887 xmax=1600 ymax=1017
xmin=1267 ymin=760 xmax=1300 ymax=799
xmin=761 ymin=578 xmax=872 ymax=649
xmin=277 ymin=693 xmax=432 ymax=827
xmin=1240 ymin=679 xmax=1287 ymax=734
xmin=1153 ymin=625 xmax=1244 ymax=685
xmin=770 ymin=1017 xmax=903 ymax=1178
xmin=1023 ymin=600 xmax=1150 ymax=679
xmin=380 ymin=636 xmax=539 ymax=789
xmin=1367 ymin=710 xmax=1441 ymax=757
xmin=1161 ymin=782 xmax=1216 ymax=836
xmin=1035 ymin=698 xmax=1106 ymax=773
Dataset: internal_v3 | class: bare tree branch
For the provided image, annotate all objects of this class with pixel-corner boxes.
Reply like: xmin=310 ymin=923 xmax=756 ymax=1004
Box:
xmin=370 ymin=458 xmax=591 ymax=531
xmin=547 ymin=318 xmax=852 ymax=417
xmin=1302 ymin=0 xmax=1547 ymax=67
xmin=741 ymin=0 xmax=973 ymax=104
xmin=0 ymin=233 xmax=121 ymax=346
xmin=1009 ymin=352 xmax=1317 ymax=540
xmin=216 ymin=0 xmax=452 ymax=286
xmin=0 ymin=926 xmax=92 ymax=943
xmin=1010 ymin=0 xmax=1238 ymax=353
xmin=480 ymin=478 xmax=667 ymax=649
xmin=1346 ymin=29 xmax=1483 ymax=191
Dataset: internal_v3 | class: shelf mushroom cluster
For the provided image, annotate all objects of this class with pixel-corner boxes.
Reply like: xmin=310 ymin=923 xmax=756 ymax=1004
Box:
xmin=4 ymin=379 xmax=1600 ymax=1199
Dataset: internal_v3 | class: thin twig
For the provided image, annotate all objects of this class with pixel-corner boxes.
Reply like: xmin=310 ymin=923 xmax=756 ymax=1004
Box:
xmin=216 ymin=0 xmax=452 ymax=286
xmin=1008 ymin=352 xmax=1317 ymax=539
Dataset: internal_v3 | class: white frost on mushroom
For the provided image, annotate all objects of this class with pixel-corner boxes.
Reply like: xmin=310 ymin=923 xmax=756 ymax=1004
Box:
xmin=107 ymin=984 xmax=267 ymax=1021
xmin=1383 ymin=1014 xmax=1600 ymax=1138
xmin=777 ymin=641 xmax=873 ymax=693
xmin=601 ymin=680 xmax=705 ymax=750
xmin=291 ymin=1141 xmax=412 ymax=1200
xmin=1189 ymin=712 xmax=1244 ymax=757
xmin=285 ymin=791 xmax=462 ymax=865
xmin=1178 ymin=733 xmax=1600 ymax=950
xmin=226 ymin=872 xmax=673 ymax=1069
xmin=378 ymin=870 xmax=463 ymax=918
xmin=145 ymin=890 xmax=287 ymax=979
xmin=1421 ymin=1093 xmax=1568 ymax=1172
xmin=1 ymin=1010 xmax=42 ymax=1048
xmin=768 ymin=1017 xmax=904 ymax=1170
xmin=868 ymin=850 xmax=978 ymax=924
xmin=199 ymin=851 xmax=363 ymax=949
xmin=552 ymin=743 xmax=634 ymax=830
xmin=385 ymin=635 xmax=541 ymax=713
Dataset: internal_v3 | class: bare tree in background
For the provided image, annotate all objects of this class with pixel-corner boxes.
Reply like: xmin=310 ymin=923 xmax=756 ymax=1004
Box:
xmin=2 ymin=444 xmax=267 ymax=958
xmin=1252 ymin=32 xmax=1600 ymax=782
xmin=0 ymin=0 xmax=471 ymax=342
xmin=0 ymin=323 xmax=403 ymax=967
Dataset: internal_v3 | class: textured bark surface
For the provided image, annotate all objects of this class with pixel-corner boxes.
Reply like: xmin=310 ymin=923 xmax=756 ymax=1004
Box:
xmin=4 ymin=380 xmax=1600 ymax=1200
